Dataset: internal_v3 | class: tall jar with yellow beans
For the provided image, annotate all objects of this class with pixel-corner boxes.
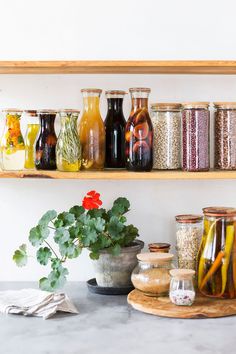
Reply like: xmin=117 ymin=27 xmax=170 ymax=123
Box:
xmin=198 ymin=207 xmax=236 ymax=299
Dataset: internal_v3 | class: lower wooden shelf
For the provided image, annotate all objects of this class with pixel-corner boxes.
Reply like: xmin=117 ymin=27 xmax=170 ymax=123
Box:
xmin=0 ymin=169 xmax=236 ymax=180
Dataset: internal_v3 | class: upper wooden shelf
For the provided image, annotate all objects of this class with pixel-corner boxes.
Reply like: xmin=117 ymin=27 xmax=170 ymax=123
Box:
xmin=1 ymin=60 xmax=236 ymax=74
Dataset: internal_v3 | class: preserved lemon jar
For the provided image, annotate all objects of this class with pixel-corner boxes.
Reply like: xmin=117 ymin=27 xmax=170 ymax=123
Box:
xmin=198 ymin=207 xmax=236 ymax=299
xmin=79 ymin=88 xmax=105 ymax=170
xmin=56 ymin=110 xmax=81 ymax=171
xmin=0 ymin=109 xmax=25 ymax=170
xmin=24 ymin=110 xmax=40 ymax=169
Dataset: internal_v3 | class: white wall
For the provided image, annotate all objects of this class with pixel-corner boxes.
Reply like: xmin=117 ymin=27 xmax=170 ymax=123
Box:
xmin=0 ymin=0 xmax=236 ymax=281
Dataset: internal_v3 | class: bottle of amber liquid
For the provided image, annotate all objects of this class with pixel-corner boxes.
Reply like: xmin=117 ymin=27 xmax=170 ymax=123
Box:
xmin=125 ymin=88 xmax=153 ymax=171
xmin=105 ymin=90 xmax=126 ymax=168
xmin=79 ymin=89 xmax=105 ymax=170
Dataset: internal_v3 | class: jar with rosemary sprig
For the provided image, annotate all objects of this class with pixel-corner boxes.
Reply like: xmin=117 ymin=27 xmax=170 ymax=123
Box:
xmin=56 ymin=110 xmax=81 ymax=172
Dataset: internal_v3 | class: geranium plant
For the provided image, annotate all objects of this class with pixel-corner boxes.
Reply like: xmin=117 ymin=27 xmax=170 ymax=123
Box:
xmin=13 ymin=191 xmax=139 ymax=291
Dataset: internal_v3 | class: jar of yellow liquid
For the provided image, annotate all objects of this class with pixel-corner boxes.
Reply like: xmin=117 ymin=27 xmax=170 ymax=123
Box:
xmin=56 ymin=110 xmax=81 ymax=172
xmin=79 ymin=88 xmax=105 ymax=170
xmin=24 ymin=110 xmax=40 ymax=169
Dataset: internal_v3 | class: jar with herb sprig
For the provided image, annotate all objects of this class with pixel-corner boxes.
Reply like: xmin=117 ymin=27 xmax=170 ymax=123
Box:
xmin=56 ymin=110 xmax=81 ymax=172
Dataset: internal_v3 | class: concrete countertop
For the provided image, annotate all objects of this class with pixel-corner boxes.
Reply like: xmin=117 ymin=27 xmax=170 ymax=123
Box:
xmin=0 ymin=282 xmax=234 ymax=354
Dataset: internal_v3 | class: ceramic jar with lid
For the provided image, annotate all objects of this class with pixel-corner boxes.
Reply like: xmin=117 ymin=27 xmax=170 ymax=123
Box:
xmin=169 ymin=269 xmax=196 ymax=306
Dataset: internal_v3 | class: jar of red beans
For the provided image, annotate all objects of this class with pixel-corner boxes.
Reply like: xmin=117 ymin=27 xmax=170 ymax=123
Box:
xmin=182 ymin=102 xmax=210 ymax=172
xmin=214 ymin=102 xmax=236 ymax=170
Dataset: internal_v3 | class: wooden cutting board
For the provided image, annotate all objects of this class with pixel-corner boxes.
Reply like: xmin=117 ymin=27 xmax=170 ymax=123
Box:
xmin=127 ymin=289 xmax=236 ymax=318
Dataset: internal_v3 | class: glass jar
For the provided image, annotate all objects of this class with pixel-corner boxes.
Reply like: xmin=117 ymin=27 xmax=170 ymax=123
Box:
xmin=214 ymin=102 xmax=236 ymax=170
xmin=105 ymin=90 xmax=126 ymax=168
xmin=24 ymin=110 xmax=40 ymax=170
xmin=79 ymin=88 xmax=105 ymax=170
xmin=148 ymin=242 xmax=171 ymax=253
xmin=0 ymin=109 xmax=25 ymax=170
xmin=198 ymin=207 xmax=236 ymax=299
xmin=35 ymin=110 xmax=57 ymax=170
xmin=176 ymin=214 xmax=203 ymax=270
xmin=125 ymin=88 xmax=153 ymax=171
xmin=169 ymin=269 xmax=196 ymax=306
xmin=151 ymin=103 xmax=182 ymax=169
xmin=131 ymin=253 xmax=174 ymax=296
xmin=56 ymin=110 xmax=81 ymax=172
xmin=182 ymin=102 xmax=210 ymax=171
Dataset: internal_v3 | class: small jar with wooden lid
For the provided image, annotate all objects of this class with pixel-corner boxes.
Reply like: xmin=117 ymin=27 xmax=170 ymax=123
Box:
xmin=169 ymin=269 xmax=196 ymax=306
xmin=131 ymin=253 xmax=175 ymax=297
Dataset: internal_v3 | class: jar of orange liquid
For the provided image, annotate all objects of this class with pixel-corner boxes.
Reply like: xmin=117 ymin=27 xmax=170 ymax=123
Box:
xmin=24 ymin=110 xmax=40 ymax=169
xmin=79 ymin=88 xmax=105 ymax=170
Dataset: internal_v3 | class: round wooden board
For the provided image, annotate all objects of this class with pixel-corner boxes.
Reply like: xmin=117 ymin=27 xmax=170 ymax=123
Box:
xmin=127 ymin=289 xmax=236 ymax=318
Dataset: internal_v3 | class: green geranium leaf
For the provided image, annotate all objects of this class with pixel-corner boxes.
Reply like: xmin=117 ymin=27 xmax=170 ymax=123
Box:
xmin=54 ymin=219 xmax=63 ymax=228
xmin=107 ymin=216 xmax=124 ymax=238
xmin=69 ymin=205 xmax=85 ymax=218
xmin=87 ymin=208 xmax=106 ymax=218
xmin=57 ymin=212 xmax=75 ymax=226
xmin=121 ymin=224 xmax=139 ymax=246
xmin=13 ymin=244 xmax=28 ymax=267
xmin=89 ymin=251 xmax=100 ymax=260
xmin=110 ymin=197 xmax=130 ymax=216
xmin=111 ymin=243 xmax=121 ymax=256
xmin=82 ymin=226 xmax=98 ymax=247
xmin=36 ymin=247 xmax=52 ymax=265
xmin=29 ymin=225 xmax=50 ymax=247
xmin=78 ymin=213 xmax=91 ymax=225
xmin=39 ymin=277 xmax=52 ymax=292
xmin=38 ymin=210 xmax=57 ymax=227
xmin=54 ymin=227 xmax=70 ymax=244
xmin=93 ymin=217 xmax=106 ymax=232
xmin=59 ymin=241 xmax=82 ymax=259
xmin=39 ymin=263 xmax=69 ymax=291
xmin=68 ymin=225 xmax=81 ymax=240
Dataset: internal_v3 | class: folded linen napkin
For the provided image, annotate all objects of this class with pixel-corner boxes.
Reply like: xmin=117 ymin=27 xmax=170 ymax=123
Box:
xmin=0 ymin=288 xmax=78 ymax=320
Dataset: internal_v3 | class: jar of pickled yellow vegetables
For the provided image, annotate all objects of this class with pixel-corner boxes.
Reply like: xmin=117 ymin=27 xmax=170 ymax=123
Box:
xmin=0 ymin=109 xmax=25 ymax=170
xmin=24 ymin=110 xmax=40 ymax=169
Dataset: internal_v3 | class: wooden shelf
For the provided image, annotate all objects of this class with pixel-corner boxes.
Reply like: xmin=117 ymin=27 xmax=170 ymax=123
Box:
xmin=0 ymin=60 xmax=236 ymax=74
xmin=1 ymin=170 xmax=236 ymax=180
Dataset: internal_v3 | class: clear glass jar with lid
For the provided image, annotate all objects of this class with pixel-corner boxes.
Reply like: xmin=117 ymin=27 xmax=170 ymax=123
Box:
xmin=131 ymin=252 xmax=175 ymax=296
xmin=169 ymin=269 xmax=196 ymax=306
xmin=151 ymin=103 xmax=182 ymax=170
xmin=24 ymin=110 xmax=40 ymax=170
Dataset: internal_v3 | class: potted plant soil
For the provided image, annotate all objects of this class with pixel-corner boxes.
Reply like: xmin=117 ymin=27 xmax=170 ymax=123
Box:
xmin=13 ymin=191 xmax=143 ymax=291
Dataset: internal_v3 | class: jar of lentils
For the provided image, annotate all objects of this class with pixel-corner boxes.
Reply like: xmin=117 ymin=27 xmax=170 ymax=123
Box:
xmin=151 ymin=103 xmax=182 ymax=169
xmin=182 ymin=102 xmax=210 ymax=171
xmin=214 ymin=102 xmax=236 ymax=170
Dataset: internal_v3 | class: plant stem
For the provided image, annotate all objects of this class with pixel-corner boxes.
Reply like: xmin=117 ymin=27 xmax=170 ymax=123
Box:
xmin=44 ymin=240 xmax=59 ymax=259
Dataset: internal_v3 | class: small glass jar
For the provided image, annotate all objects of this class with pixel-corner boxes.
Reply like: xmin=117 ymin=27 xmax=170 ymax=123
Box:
xmin=131 ymin=253 xmax=175 ymax=296
xmin=214 ymin=102 xmax=236 ymax=170
xmin=24 ymin=110 xmax=40 ymax=170
xmin=176 ymin=214 xmax=203 ymax=270
xmin=169 ymin=269 xmax=196 ymax=306
xmin=182 ymin=102 xmax=210 ymax=171
xmin=151 ymin=103 xmax=182 ymax=170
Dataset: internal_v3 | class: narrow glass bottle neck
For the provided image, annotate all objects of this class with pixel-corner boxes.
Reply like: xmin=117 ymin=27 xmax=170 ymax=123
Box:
xmin=40 ymin=115 xmax=56 ymax=132
xmin=107 ymin=98 xmax=124 ymax=112
xmin=131 ymin=97 xmax=148 ymax=110
xmin=83 ymin=96 xmax=100 ymax=112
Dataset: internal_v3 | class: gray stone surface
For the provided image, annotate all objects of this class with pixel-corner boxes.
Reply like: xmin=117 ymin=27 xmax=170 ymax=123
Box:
xmin=0 ymin=282 xmax=234 ymax=354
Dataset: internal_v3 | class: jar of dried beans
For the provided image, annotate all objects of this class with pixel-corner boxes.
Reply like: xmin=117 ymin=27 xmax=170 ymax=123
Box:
xmin=214 ymin=102 xmax=236 ymax=170
xmin=182 ymin=102 xmax=210 ymax=171
xmin=176 ymin=214 xmax=203 ymax=270
xmin=151 ymin=103 xmax=182 ymax=170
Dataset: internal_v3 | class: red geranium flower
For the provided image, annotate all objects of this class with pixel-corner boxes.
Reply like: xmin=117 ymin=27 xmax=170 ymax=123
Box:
xmin=82 ymin=190 xmax=102 ymax=210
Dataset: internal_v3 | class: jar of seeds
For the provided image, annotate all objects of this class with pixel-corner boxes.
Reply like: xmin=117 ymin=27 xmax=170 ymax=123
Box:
xmin=175 ymin=214 xmax=203 ymax=270
xmin=151 ymin=103 xmax=182 ymax=169
xmin=214 ymin=102 xmax=236 ymax=170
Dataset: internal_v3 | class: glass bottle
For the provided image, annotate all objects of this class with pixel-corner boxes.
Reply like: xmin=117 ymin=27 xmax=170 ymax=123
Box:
xmin=35 ymin=110 xmax=57 ymax=170
xmin=198 ymin=207 xmax=236 ymax=299
xmin=56 ymin=110 xmax=81 ymax=172
xmin=170 ymin=269 xmax=196 ymax=306
xmin=24 ymin=110 xmax=40 ymax=170
xmin=79 ymin=89 xmax=105 ymax=170
xmin=125 ymin=88 xmax=153 ymax=171
xmin=0 ymin=109 xmax=25 ymax=170
xmin=105 ymin=90 xmax=126 ymax=168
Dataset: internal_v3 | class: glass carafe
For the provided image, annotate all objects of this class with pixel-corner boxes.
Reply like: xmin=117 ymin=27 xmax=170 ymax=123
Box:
xmin=79 ymin=89 xmax=105 ymax=170
xmin=105 ymin=90 xmax=126 ymax=168
xmin=125 ymin=88 xmax=153 ymax=171
xmin=0 ymin=109 xmax=25 ymax=170
xmin=56 ymin=110 xmax=81 ymax=172
xmin=24 ymin=110 xmax=40 ymax=170
xmin=35 ymin=110 xmax=57 ymax=170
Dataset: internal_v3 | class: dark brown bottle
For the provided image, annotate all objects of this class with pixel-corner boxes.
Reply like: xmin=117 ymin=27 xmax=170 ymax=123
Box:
xmin=105 ymin=90 xmax=126 ymax=168
xmin=35 ymin=110 xmax=57 ymax=170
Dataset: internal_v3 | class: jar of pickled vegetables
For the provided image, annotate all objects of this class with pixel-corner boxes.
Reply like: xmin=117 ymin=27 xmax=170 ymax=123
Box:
xmin=0 ymin=109 xmax=25 ymax=170
xmin=198 ymin=207 xmax=236 ymax=299
xmin=24 ymin=110 xmax=40 ymax=169
xmin=79 ymin=88 xmax=105 ymax=170
xmin=56 ymin=110 xmax=81 ymax=172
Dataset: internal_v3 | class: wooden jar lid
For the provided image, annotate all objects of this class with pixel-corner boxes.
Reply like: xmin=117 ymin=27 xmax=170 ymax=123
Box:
xmin=170 ymin=269 xmax=195 ymax=280
xmin=137 ymin=252 xmax=174 ymax=264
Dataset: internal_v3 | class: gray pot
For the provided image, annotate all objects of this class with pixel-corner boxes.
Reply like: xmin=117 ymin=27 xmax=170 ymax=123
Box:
xmin=93 ymin=240 xmax=144 ymax=287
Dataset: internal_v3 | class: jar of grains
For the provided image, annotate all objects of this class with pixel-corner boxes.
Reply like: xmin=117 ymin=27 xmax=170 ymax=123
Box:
xmin=151 ymin=103 xmax=182 ymax=169
xmin=214 ymin=102 xmax=236 ymax=170
xmin=175 ymin=214 xmax=203 ymax=270
xmin=182 ymin=102 xmax=210 ymax=171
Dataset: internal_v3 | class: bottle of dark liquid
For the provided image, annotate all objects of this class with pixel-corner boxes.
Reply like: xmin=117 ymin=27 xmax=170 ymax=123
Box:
xmin=125 ymin=88 xmax=153 ymax=171
xmin=105 ymin=90 xmax=126 ymax=168
xmin=35 ymin=110 xmax=57 ymax=170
